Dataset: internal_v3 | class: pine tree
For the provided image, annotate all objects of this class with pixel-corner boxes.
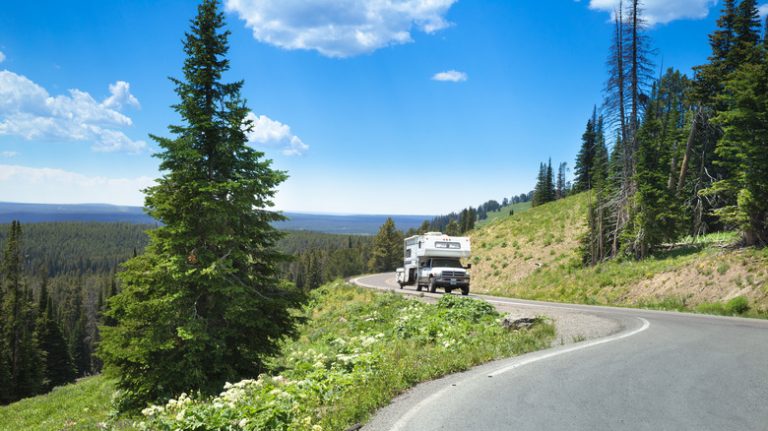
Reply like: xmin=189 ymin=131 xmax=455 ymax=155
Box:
xmin=730 ymin=0 xmax=762 ymax=65
xmin=99 ymin=0 xmax=300 ymax=411
xmin=711 ymin=51 xmax=768 ymax=245
xmin=545 ymin=159 xmax=555 ymax=203
xmin=2 ymin=221 xmax=44 ymax=400
xmin=0 ymin=258 xmax=11 ymax=405
xmin=574 ymin=115 xmax=596 ymax=192
xmin=36 ymin=276 xmax=76 ymax=390
xmin=557 ymin=162 xmax=568 ymax=199
xmin=445 ymin=220 xmax=461 ymax=236
xmin=369 ymin=218 xmax=403 ymax=272
xmin=532 ymin=163 xmax=546 ymax=206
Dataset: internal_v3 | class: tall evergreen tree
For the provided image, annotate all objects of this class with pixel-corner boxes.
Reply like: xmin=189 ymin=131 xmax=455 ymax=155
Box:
xmin=574 ymin=115 xmax=597 ymax=192
xmin=99 ymin=0 xmax=300 ymax=411
xmin=369 ymin=218 xmax=403 ymax=272
xmin=2 ymin=221 xmax=44 ymax=401
xmin=36 ymin=276 xmax=76 ymax=390
xmin=445 ymin=219 xmax=461 ymax=236
xmin=710 ymin=49 xmax=768 ymax=245
xmin=0 ymin=285 xmax=9 ymax=405
xmin=545 ymin=159 xmax=555 ymax=203
xmin=730 ymin=0 xmax=762 ymax=65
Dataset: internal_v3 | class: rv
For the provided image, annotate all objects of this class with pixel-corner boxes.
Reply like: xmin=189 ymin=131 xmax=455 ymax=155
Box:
xmin=395 ymin=232 xmax=471 ymax=295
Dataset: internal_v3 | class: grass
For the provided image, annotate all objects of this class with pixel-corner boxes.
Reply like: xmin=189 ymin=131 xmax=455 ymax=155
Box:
xmin=467 ymin=192 xmax=768 ymax=318
xmin=476 ymin=201 xmax=532 ymax=227
xmin=0 ymin=375 xmax=118 ymax=431
xmin=0 ymin=282 xmax=555 ymax=431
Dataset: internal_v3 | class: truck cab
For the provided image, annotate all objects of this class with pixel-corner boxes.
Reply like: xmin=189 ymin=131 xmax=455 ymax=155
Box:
xmin=396 ymin=232 xmax=471 ymax=295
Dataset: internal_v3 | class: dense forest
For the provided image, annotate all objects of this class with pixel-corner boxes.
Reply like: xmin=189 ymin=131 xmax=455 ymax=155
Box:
xmin=532 ymin=0 xmax=767 ymax=263
xmin=0 ymin=222 xmax=377 ymax=403
xmin=585 ymin=0 xmax=768 ymax=260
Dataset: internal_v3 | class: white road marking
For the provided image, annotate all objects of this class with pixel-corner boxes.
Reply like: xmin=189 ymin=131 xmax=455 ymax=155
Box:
xmin=388 ymin=318 xmax=650 ymax=431
xmin=488 ymin=317 xmax=650 ymax=377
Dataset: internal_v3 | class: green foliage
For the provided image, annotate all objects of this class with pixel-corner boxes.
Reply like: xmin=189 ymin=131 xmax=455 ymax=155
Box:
xmin=710 ymin=57 xmax=768 ymax=246
xmin=99 ymin=0 xmax=301 ymax=411
xmin=445 ymin=219 xmax=461 ymax=236
xmin=35 ymin=279 xmax=76 ymax=391
xmin=533 ymin=159 xmax=556 ymax=207
xmin=0 ymin=376 xmax=117 ymax=431
xmin=368 ymin=218 xmax=403 ymax=272
xmin=573 ymin=109 xmax=600 ymax=193
xmin=695 ymin=295 xmax=751 ymax=315
xmin=136 ymin=282 xmax=554 ymax=431
xmin=1 ymin=222 xmax=45 ymax=403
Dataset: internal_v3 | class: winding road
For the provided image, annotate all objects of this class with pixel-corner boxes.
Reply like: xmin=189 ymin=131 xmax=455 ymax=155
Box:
xmin=351 ymin=273 xmax=768 ymax=431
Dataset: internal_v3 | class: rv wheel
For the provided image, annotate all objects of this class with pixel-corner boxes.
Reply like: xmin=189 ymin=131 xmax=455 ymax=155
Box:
xmin=416 ymin=285 xmax=423 ymax=292
xmin=461 ymin=286 xmax=469 ymax=296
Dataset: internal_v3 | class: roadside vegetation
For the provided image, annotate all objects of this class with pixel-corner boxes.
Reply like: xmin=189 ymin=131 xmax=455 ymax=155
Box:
xmin=0 ymin=282 xmax=554 ymax=431
xmin=0 ymin=376 xmax=115 ymax=431
xmin=470 ymin=194 xmax=768 ymax=317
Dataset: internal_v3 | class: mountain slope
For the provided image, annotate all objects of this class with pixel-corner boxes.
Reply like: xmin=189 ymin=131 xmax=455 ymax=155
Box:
xmin=470 ymin=193 xmax=590 ymax=288
xmin=469 ymin=193 xmax=768 ymax=316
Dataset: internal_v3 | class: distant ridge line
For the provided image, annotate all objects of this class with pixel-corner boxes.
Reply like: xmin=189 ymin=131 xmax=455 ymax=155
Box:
xmin=0 ymin=202 xmax=428 ymax=235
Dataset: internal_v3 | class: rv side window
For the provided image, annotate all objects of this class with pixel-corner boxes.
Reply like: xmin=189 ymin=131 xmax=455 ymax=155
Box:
xmin=405 ymin=249 xmax=411 ymax=258
xmin=435 ymin=241 xmax=461 ymax=249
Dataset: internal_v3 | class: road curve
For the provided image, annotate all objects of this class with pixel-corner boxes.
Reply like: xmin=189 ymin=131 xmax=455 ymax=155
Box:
xmin=351 ymin=273 xmax=768 ymax=431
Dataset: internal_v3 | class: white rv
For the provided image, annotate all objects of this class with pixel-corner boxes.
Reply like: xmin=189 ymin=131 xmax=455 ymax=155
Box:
xmin=396 ymin=232 xmax=471 ymax=295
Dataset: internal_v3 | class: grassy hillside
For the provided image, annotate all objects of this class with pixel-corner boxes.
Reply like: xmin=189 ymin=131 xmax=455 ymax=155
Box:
xmin=476 ymin=201 xmax=532 ymax=227
xmin=469 ymin=193 xmax=768 ymax=316
xmin=470 ymin=193 xmax=590 ymax=288
xmin=0 ymin=282 xmax=553 ymax=431
xmin=0 ymin=376 xmax=117 ymax=431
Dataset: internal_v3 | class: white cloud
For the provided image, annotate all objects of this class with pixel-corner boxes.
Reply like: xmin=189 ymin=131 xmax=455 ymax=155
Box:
xmin=0 ymin=151 xmax=17 ymax=158
xmin=101 ymin=81 xmax=140 ymax=110
xmin=225 ymin=0 xmax=458 ymax=58
xmin=432 ymin=70 xmax=467 ymax=82
xmin=0 ymin=51 xmax=5 ymax=64
xmin=588 ymin=0 xmax=717 ymax=25
xmin=0 ymin=164 xmax=154 ymax=205
xmin=759 ymin=4 xmax=768 ymax=18
xmin=0 ymin=70 xmax=146 ymax=153
xmin=244 ymin=112 xmax=308 ymax=156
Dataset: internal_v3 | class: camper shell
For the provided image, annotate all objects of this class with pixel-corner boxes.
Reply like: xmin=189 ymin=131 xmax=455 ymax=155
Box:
xmin=396 ymin=232 xmax=471 ymax=295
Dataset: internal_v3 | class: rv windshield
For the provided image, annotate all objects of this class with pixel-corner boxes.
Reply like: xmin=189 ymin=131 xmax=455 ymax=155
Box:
xmin=431 ymin=259 xmax=463 ymax=268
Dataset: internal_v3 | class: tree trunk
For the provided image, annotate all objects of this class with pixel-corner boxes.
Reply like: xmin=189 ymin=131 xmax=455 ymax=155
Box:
xmin=677 ymin=107 xmax=702 ymax=194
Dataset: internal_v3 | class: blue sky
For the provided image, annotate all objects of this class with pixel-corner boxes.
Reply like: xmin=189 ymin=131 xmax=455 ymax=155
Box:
xmin=1 ymin=0 xmax=766 ymax=215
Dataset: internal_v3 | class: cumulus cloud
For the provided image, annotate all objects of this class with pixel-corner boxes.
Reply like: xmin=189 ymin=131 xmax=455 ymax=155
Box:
xmin=0 ymin=70 xmax=146 ymax=153
xmin=759 ymin=4 xmax=768 ymax=18
xmin=432 ymin=70 xmax=467 ymax=82
xmin=0 ymin=51 xmax=5 ymax=64
xmin=0 ymin=151 xmax=17 ymax=158
xmin=244 ymin=112 xmax=308 ymax=156
xmin=225 ymin=0 xmax=458 ymax=57
xmin=588 ymin=0 xmax=717 ymax=25
xmin=101 ymin=81 xmax=140 ymax=110
xmin=0 ymin=164 xmax=154 ymax=205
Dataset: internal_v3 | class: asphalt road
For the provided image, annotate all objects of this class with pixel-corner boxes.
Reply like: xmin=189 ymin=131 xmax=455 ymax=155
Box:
xmin=351 ymin=273 xmax=768 ymax=431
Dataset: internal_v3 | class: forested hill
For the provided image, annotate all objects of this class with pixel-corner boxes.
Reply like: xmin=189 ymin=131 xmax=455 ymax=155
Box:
xmin=0 ymin=202 xmax=427 ymax=235
xmin=0 ymin=202 xmax=155 ymax=224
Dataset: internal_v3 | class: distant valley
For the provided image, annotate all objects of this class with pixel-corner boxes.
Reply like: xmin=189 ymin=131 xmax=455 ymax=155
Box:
xmin=0 ymin=202 xmax=429 ymax=235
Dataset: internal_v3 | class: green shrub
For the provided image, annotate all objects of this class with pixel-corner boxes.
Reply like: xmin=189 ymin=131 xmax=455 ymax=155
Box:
xmin=726 ymin=296 xmax=750 ymax=315
xmin=137 ymin=282 xmax=554 ymax=431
